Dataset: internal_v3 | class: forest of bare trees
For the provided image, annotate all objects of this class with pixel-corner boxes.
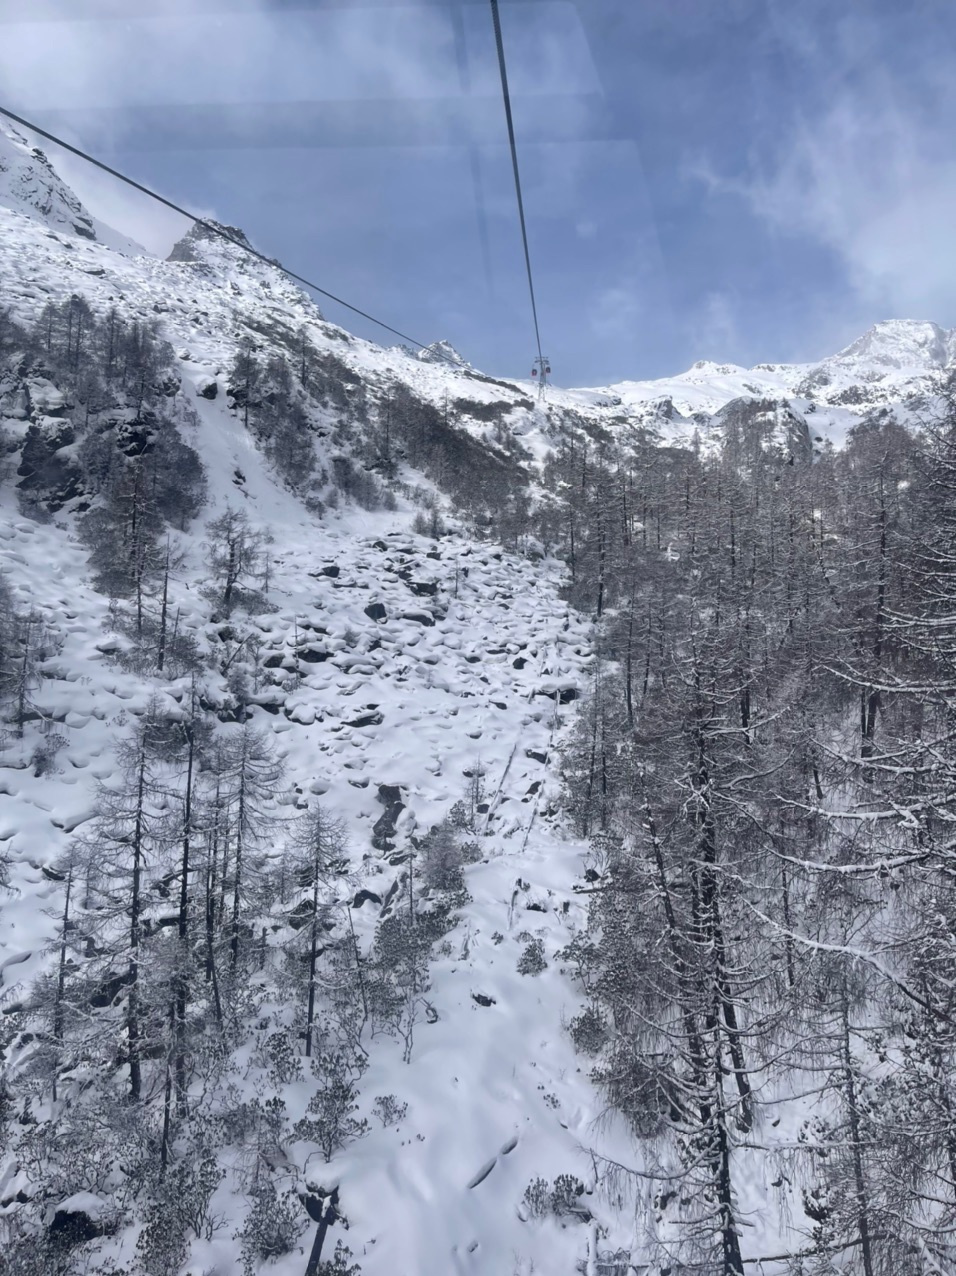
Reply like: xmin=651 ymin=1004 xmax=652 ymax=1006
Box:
xmin=556 ymin=388 xmax=956 ymax=1274
xmin=5 ymin=284 xmax=956 ymax=1273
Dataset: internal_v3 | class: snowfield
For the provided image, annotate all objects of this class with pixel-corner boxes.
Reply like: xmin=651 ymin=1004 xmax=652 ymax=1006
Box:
xmin=0 ymin=485 xmax=626 ymax=1274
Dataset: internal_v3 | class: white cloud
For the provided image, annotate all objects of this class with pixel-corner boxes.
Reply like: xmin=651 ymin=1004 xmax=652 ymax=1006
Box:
xmin=723 ymin=19 xmax=956 ymax=327
xmin=0 ymin=1 xmax=600 ymax=255
xmin=49 ymin=147 xmax=202 ymax=257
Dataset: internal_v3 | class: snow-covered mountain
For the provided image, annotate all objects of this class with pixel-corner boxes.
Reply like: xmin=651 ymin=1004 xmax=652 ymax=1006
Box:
xmin=416 ymin=338 xmax=472 ymax=369
xmin=565 ymin=316 xmax=954 ymax=457
xmin=0 ymin=120 xmax=146 ymax=257
xmin=0 ymin=122 xmax=608 ymax=1276
xmin=1 ymin=126 xmax=953 ymax=1276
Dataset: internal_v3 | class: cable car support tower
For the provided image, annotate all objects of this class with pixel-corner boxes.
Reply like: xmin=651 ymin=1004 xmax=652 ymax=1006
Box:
xmin=531 ymin=355 xmax=551 ymax=399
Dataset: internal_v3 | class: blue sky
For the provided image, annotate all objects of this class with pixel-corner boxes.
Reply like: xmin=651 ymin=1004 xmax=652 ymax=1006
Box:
xmin=1 ymin=0 xmax=956 ymax=385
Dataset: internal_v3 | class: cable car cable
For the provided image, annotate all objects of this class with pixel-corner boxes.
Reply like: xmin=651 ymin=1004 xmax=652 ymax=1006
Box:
xmin=488 ymin=0 xmax=544 ymax=368
xmin=0 ymin=103 xmax=463 ymax=365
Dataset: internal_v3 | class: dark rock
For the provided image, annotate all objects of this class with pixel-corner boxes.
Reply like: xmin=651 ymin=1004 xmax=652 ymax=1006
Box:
xmin=559 ymin=687 xmax=579 ymax=704
xmin=372 ymin=813 xmax=397 ymax=852
xmin=372 ymin=539 xmax=389 ymax=551
xmin=287 ymin=898 xmax=316 ymax=928
xmin=321 ymin=564 xmax=340 ymax=577
xmin=409 ymin=580 xmax=438 ymax=596
xmin=526 ymin=901 xmax=548 ymax=913
xmin=525 ymin=749 xmax=548 ymax=764
xmin=197 ymin=378 xmax=218 ymax=399
xmin=89 ymin=969 xmax=135 ymax=1009
xmin=471 ymin=992 xmax=496 ymax=1007
xmin=364 ymin=601 xmax=387 ymax=622
xmin=465 ymin=655 xmax=481 ymax=663
xmin=263 ymin=652 xmax=285 ymax=668
xmin=50 ymin=1205 xmax=108 ymax=1248
xmin=526 ymin=780 xmax=541 ymax=796
xmin=380 ymin=878 xmax=401 ymax=915
xmin=345 ymin=710 xmax=384 ymax=729
xmin=297 ymin=646 xmax=330 ymax=663
xmin=584 ymin=868 xmax=601 ymax=883
xmin=512 ymin=657 xmax=527 ymax=669
xmin=403 ymin=611 xmax=435 ymax=627
xmin=352 ymin=888 xmax=383 ymax=909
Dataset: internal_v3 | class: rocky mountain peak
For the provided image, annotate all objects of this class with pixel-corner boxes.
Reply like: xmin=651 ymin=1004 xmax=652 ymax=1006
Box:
xmin=167 ymin=218 xmax=257 ymax=264
xmin=0 ymin=120 xmax=96 ymax=242
xmin=833 ymin=318 xmax=953 ymax=370
xmin=0 ymin=120 xmax=146 ymax=256
xmin=417 ymin=338 xmax=471 ymax=369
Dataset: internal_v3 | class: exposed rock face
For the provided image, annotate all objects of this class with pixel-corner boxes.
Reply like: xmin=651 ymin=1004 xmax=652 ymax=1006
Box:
xmin=0 ymin=123 xmax=95 ymax=241
xmin=417 ymin=338 xmax=471 ymax=369
xmin=372 ymin=783 xmax=405 ymax=852
xmin=167 ymin=219 xmax=257 ymax=264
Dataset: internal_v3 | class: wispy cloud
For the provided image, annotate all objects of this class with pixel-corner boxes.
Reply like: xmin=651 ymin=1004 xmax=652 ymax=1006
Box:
xmin=714 ymin=6 xmax=956 ymax=327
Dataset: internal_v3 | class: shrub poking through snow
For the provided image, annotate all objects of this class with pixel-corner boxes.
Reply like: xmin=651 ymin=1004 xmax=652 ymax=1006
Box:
xmin=517 ymin=937 xmax=547 ymax=976
xmin=568 ymin=1005 xmax=607 ymax=1055
xmin=373 ymin=1093 xmax=409 ymax=1127
xmin=521 ymin=1173 xmax=588 ymax=1222
xmin=237 ymin=1181 xmax=305 ymax=1275
xmin=318 ymin=1240 xmax=363 ymax=1275
xmin=294 ymin=1051 xmax=369 ymax=1163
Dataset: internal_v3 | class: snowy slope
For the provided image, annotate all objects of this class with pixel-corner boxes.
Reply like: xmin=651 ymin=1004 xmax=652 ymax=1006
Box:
xmin=0 ymin=147 xmax=632 ymax=1275
xmin=0 ymin=120 xmax=146 ymax=257
xmin=0 ymin=482 xmax=619 ymax=1275
xmin=1 ymin=137 xmax=953 ymax=1276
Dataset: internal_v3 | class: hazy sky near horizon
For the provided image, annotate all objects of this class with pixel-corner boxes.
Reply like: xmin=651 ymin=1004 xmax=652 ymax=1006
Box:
xmin=1 ymin=0 xmax=955 ymax=385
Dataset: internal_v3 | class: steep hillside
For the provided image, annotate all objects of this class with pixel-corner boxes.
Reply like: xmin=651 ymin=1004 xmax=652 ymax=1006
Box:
xmin=0 ymin=127 xmax=627 ymax=1276
xmin=0 ymin=123 xmax=145 ymax=256
xmin=3 ymin=127 xmax=956 ymax=1276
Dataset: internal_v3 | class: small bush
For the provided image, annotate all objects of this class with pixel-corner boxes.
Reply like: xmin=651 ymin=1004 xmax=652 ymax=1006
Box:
xmin=521 ymin=1173 xmax=587 ymax=1222
xmin=522 ymin=1176 xmax=551 ymax=1218
xmin=517 ymin=938 xmax=547 ymax=976
xmin=569 ymin=1005 xmax=607 ymax=1055
xmin=373 ymin=1093 xmax=409 ymax=1127
xmin=237 ymin=1181 xmax=305 ymax=1275
xmin=411 ymin=508 xmax=445 ymax=538
xmin=319 ymin=1241 xmax=363 ymax=1275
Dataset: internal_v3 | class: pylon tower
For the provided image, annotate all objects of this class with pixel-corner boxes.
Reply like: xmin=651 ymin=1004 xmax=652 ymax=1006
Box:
xmin=533 ymin=355 xmax=550 ymax=400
